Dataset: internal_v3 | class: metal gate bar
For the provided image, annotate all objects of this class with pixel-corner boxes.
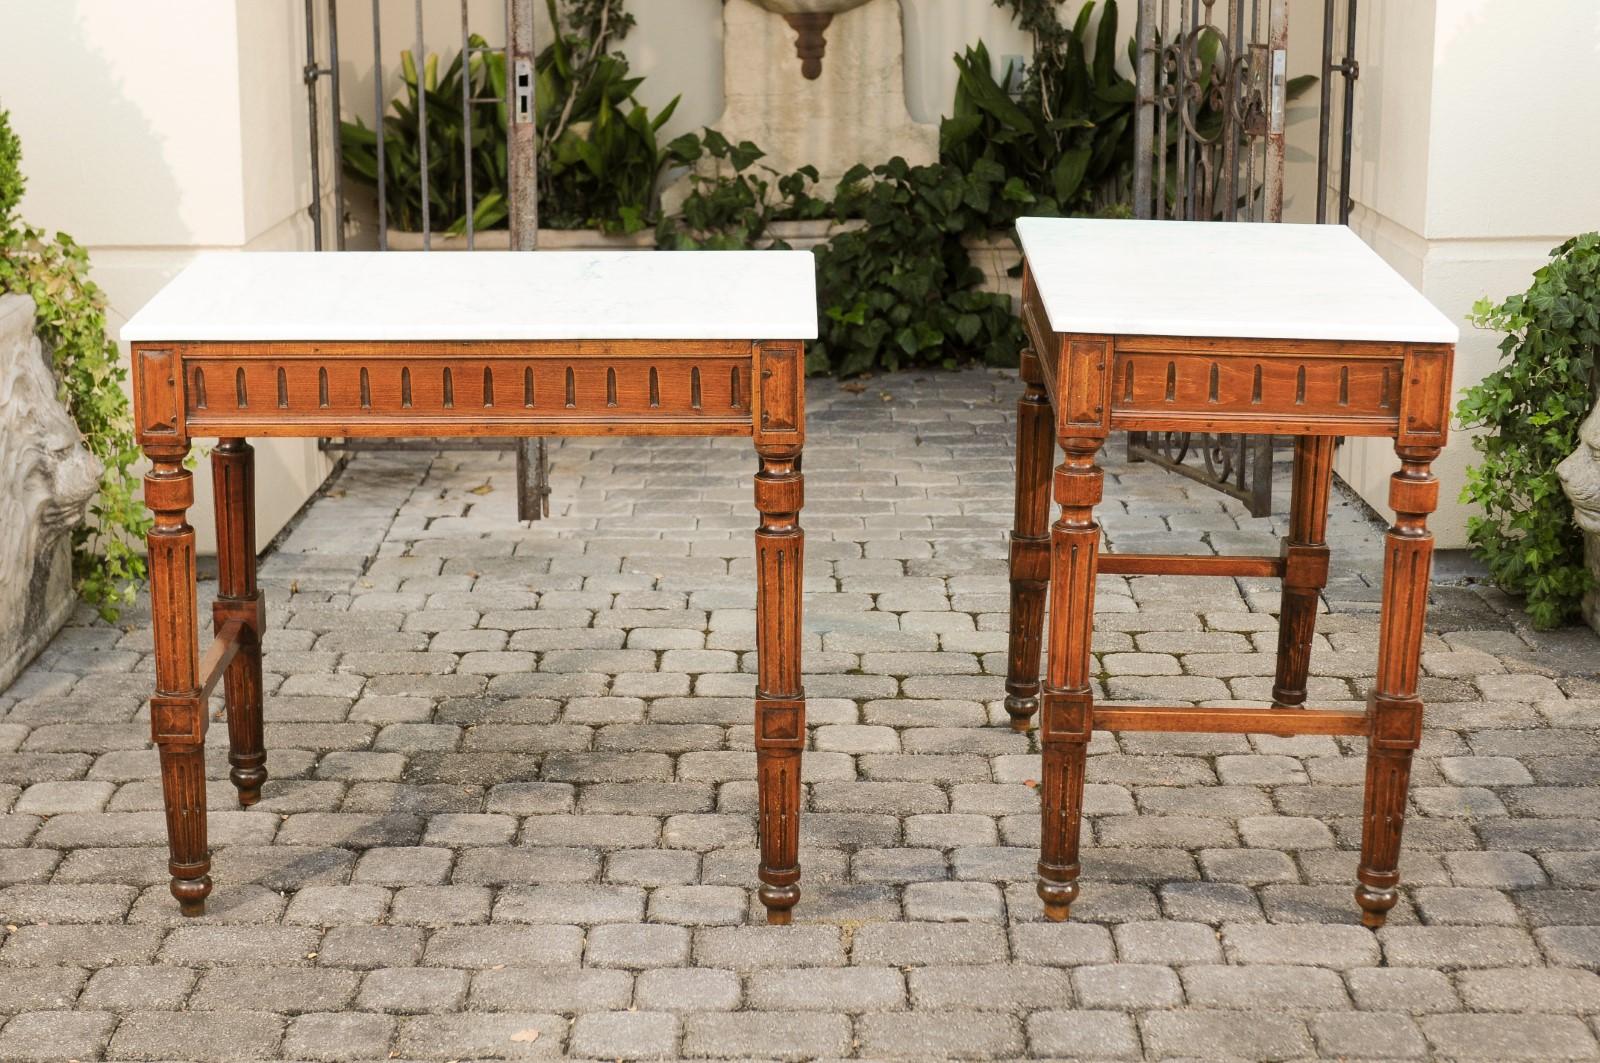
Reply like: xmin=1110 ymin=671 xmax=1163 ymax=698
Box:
xmin=305 ymin=0 xmax=550 ymax=520
xmin=1129 ymin=0 xmax=1358 ymax=518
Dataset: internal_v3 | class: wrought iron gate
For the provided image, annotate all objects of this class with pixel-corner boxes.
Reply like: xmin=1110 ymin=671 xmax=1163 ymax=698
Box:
xmin=302 ymin=0 xmax=550 ymax=521
xmin=1128 ymin=0 xmax=1358 ymax=516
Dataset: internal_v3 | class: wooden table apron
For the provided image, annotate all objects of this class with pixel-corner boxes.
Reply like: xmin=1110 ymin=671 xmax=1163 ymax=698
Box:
xmin=130 ymin=337 xmax=809 ymax=923
xmin=1006 ymin=262 xmax=1455 ymax=929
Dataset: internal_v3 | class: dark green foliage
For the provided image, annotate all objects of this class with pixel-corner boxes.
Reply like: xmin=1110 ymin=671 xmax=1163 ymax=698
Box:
xmin=810 ymin=159 xmax=1021 ymax=378
xmin=0 ymin=106 xmax=148 ymax=618
xmin=943 ymin=12 xmax=1136 ymax=225
xmin=1457 ymin=233 xmax=1600 ymax=628
xmin=654 ymin=130 xmax=826 ymax=250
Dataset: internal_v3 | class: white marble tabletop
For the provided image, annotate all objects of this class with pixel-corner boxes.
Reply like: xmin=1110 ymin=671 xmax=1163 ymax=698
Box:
xmin=121 ymin=251 xmax=819 ymax=343
xmin=1016 ymin=218 xmax=1459 ymax=344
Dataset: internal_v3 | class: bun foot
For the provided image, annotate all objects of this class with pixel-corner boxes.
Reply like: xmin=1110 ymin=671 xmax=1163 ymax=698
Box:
xmin=1038 ymin=877 xmax=1078 ymax=922
xmin=171 ymin=872 xmax=212 ymax=917
xmin=231 ymin=763 xmax=268 ymax=807
xmin=760 ymin=882 xmax=800 ymax=925
xmin=1356 ymin=883 xmax=1397 ymax=928
xmin=1004 ymin=694 xmax=1037 ymax=732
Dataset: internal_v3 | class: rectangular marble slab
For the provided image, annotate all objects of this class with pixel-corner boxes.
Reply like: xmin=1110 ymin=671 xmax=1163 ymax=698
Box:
xmin=121 ymin=251 xmax=819 ymax=342
xmin=1017 ymin=217 xmax=1459 ymax=344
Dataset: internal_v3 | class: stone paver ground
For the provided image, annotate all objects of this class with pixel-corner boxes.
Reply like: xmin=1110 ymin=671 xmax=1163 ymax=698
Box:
xmin=2 ymin=368 xmax=1598 ymax=1063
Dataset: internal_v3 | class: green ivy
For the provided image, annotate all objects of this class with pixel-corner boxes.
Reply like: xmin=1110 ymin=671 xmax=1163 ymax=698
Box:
xmin=0 ymin=106 xmax=148 ymax=619
xmin=1457 ymin=232 xmax=1600 ymax=629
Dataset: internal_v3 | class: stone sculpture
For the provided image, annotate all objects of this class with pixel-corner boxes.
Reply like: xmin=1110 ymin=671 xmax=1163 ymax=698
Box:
xmin=1556 ymin=396 xmax=1600 ymax=631
xmin=0 ymin=293 xmax=103 ymax=688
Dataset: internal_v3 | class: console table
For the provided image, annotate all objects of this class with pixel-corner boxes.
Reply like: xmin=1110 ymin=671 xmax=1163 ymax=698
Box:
xmin=1004 ymin=219 xmax=1458 ymax=928
xmin=122 ymin=251 xmax=816 ymax=923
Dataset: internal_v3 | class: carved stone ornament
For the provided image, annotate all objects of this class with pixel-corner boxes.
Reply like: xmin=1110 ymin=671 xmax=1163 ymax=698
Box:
xmin=1556 ymin=394 xmax=1600 ymax=631
xmin=0 ymin=293 xmax=103 ymax=689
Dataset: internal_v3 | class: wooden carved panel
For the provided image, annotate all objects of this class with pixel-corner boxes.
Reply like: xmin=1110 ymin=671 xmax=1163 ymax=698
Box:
xmin=1110 ymin=338 xmax=1405 ymax=436
xmin=1397 ymin=344 xmax=1453 ymax=449
xmin=754 ymin=340 xmax=804 ymax=444
xmin=133 ymin=346 xmax=184 ymax=444
xmin=176 ymin=344 xmax=756 ymax=437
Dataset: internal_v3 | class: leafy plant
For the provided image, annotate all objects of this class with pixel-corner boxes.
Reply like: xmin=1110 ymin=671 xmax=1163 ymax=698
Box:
xmin=810 ymin=158 xmax=1021 ymax=378
xmin=0 ymin=107 xmax=148 ymax=618
xmin=341 ymin=34 xmax=509 ymax=234
xmin=0 ymin=107 xmax=21 ymax=227
xmin=654 ymin=130 xmax=825 ymax=251
xmin=341 ymin=1 xmax=688 ymax=235
xmin=943 ymin=9 xmax=1136 ymax=224
xmin=535 ymin=0 xmax=689 ymax=234
xmin=1457 ymin=232 xmax=1600 ymax=629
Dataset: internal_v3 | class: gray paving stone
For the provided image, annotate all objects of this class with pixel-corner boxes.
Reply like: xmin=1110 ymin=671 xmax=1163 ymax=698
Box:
xmin=6 ymin=371 xmax=1600 ymax=1063
xmin=1139 ymin=1010 xmax=1313 ymax=1060
xmin=1421 ymin=1013 xmax=1600 ymax=1060
xmin=78 ymin=965 xmax=196 ymax=1011
xmin=1026 ymin=1009 xmax=1142 ymax=1060
xmin=693 ymin=926 xmax=845 ymax=970
xmin=680 ymin=1011 xmax=851 ymax=1059
xmin=569 ymin=1010 xmax=679 ymax=1060
xmin=851 ymin=922 xmax=1008 ymax=966
xmin=355 ymin=966 xmax=469 ymax=1013
xmin=281 ymin=1011 xmax=398 ymax=1062
xmin=633 ymin=967 xmax=742 ymax=1012
xmin=106 ymin=1009 xmax=285 ymax=1062
xmin=856 ymin=1011 xmax=1024 ymax=1059
xmin=749 ymin=966 xmax=907 ymax=1012
xmin=0 ymin=1009 xmax=115 ymax=1062
xmin=1311 ymin=1011 xmax=1430 ymax=1060
xmin=0 ymin=967 xmax=89 ymax=1012
xmin=470 ymin=966 xmax=633 ymax=1012
xmin=396 ymin=1011 xmax=564 ymax=1058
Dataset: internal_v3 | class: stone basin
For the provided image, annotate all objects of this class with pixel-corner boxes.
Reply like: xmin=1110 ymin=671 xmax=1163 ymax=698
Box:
xmin=746 ymin=0 xmax=877 ymax=78
xmin=748 ymin=0 xmax=871 ymax=13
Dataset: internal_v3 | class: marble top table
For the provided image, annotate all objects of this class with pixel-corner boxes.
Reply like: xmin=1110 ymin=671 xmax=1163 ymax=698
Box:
xmin=124 ymin=251 xmax=816 ymax=923
xmin=1003 ymin=218 xmax=1456 ymax=931
xmin=1015 ymin=217 xmax=1458 ymax=344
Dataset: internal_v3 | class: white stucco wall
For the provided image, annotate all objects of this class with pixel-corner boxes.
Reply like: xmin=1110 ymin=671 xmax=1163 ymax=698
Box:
xmin=0 ymin=0 xmax=334 ymax=557
xmin=1334 ymin=0 xmax=1600 ymax=547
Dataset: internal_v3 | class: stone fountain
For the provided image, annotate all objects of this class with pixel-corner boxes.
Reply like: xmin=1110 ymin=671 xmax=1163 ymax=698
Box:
xmin=717 ymin=0 xmax=937 ymax=193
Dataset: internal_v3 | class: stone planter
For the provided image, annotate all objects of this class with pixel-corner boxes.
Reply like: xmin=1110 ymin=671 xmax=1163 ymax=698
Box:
xmin=0 ymin=293 xmax=103 ymax=690
xmin=963 ymin=231 xmax=1023 ymax=302
xmin=1557 ymin=394 xmax=1600 ymax=632
xmin=383 ymin=228 xmax=656 ymax=252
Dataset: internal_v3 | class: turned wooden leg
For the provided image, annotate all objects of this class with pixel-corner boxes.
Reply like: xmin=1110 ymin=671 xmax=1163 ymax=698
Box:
xmin=1038 ymin=436 xmax=1104 ymax=921
xmin=754 ymin=440 xmax=805 ymax=924
xmin=145 ymin=441 xmax=212 ymax=916
xmin=1272 ymin=436 xmax=1335 ymax=707
xmin=1005 ymin=348 xmax=1055 ymax=732
xmin=1356 ymin=444 xmax=1439 ymax=928
xmin=212 ymin=439 xmax=267 ymax=806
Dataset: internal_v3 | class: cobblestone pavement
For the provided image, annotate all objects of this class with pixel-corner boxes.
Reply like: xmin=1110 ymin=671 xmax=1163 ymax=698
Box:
xmin=3 ymin=368 xmax=1599 ymax=1063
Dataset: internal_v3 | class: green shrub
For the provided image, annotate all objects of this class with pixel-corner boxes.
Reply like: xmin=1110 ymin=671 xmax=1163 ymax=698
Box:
xmin=0 ymin=106 xmax=148 ymax=618
xmin=1457 ymin=232 xmax=1600 ymax=628
xmin=810 ymin=159 xmax=1021 ymax=377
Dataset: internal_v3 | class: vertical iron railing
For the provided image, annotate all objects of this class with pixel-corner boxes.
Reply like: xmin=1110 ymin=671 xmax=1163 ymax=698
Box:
xmin=305 ymin=0 xmax=550 ymax=519
xmin=1129 ymin=0 xmax=1359 ymax=517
